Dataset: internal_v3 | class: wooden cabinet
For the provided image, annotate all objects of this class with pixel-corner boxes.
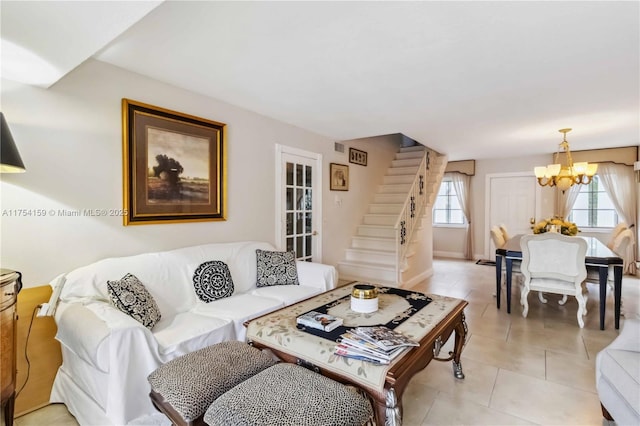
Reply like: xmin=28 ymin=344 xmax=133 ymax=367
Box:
xmin=1 ymin=269 xmax=21 ymax=426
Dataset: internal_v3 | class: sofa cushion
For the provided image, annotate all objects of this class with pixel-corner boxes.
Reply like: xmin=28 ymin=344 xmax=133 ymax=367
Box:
xmin=256 ymin=249 xmax=299 ymax=287
xmin=153 ymin=312 xmax=235 ymax=356
xmin=192 ymin=261 xmax=234 ymax=302
xmin=107 ymin=273 xmax=161 ymax=329
xmin=251 ymin=285 xmax=322 ymax=305
xmin=192 ymin=294 xmax=284 ymax=340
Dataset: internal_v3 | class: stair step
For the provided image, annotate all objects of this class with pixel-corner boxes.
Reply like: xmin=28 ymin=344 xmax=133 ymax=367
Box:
xmin=395 ymin=151 xmax=425 ymax=160
xmin=363 ymin=214 xmax=397 ymax=226
xmin=387 ymin=166 xmax=419 ymax=176
xmin=337 ymin=261 xmax=398 ymax=286
xmin=345 ymin=248 xmax=396 ymax=265
xmin=356 ymin=225 xmax=396 ymax=238
xmin=373 ymin=193 xmax=407 ymax=204
xmin=383 ymin=175 xmax=415 ymax=185
xmin=400 ymin=146 xmax=426 ymax=153
xmin=378 ymin=183 xmax=412 ymax=194
xmin=391 ymin=158 xmax=422 ymax=168
xmin=351 ymin=236 xmax=396 ymax=251
xmin=369 ymin=204 xmax=403 ymax=214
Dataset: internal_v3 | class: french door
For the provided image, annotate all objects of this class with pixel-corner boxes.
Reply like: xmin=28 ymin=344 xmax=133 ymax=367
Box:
xmin=275 ymin=145 xmax=323 ymax=262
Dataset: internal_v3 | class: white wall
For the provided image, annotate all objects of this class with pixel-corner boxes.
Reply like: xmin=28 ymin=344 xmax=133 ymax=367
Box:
xmin=0 ymin=60 xmax=401 ymax=287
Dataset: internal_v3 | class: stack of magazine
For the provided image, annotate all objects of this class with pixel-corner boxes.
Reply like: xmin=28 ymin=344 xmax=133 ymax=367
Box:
xmin=334 ymin=326 xmax=420 ymax=364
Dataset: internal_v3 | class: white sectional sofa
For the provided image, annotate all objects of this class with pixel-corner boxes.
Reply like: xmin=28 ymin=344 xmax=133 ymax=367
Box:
xmin=596 ymin=318 xmax=640 ymax=425
xmin=49 ymin=241 xmax=337 ymax=426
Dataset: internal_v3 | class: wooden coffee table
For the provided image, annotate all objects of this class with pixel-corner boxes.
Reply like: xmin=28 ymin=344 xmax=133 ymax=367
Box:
xmin=245 ymin=284 xmax=468 ymax=426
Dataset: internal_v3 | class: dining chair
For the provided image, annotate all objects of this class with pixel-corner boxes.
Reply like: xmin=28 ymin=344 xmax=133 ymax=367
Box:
xmin=587 ymin=229 xmax=633 ymax=284
xmin=499 ymin=224 xmax=510 ymax=241
xmin=490 ymin=225 xmax=506 ymax=249
xmin=491 ymin=225 xmax=522 ymax=297
xmin=520 ymin=233 xmax=588 ymax=327
xmin=607 ymin=222 xmax=628 ymax=250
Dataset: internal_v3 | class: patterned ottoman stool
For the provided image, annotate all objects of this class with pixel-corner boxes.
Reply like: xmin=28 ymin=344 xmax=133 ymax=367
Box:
xmin=147 ymin=341 xmax=277 ymax=426
xmin=204 ymin=363 xmax=373 ymax=426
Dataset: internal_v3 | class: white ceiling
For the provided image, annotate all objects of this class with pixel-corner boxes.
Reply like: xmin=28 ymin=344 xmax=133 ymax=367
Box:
xmin=2 ymin=1 xmax=638 ymax=161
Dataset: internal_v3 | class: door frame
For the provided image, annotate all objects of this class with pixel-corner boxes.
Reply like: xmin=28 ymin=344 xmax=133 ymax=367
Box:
xmin=484 ymin=171 xmax=542 ymax=259
xmin=275 ymin=144 xmax=323 ymax=262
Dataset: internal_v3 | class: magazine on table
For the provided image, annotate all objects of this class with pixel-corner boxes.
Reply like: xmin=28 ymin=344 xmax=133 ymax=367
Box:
xmin=296 ymin=311 xmax=344 ymax=332
xmin=352 ymin=326 xmax=420 ymax=351
xmin=335 ymin=342 xmax=405 ymax=363
xmin=334 ymin=347 xmax=390 ymax=365
xmin=338 ymin=332 xmax=407 ymax=360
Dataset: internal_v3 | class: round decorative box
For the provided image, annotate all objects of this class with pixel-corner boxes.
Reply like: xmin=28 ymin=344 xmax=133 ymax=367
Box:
xmin=350 ymin=284 xmax=379 ymax=313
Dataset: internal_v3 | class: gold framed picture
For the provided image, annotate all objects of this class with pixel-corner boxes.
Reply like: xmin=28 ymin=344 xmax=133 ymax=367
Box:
xmin=122 ymin=99 xmax=227 ymax=225
xmin=330 ymin=163 xmax=349 ymax=191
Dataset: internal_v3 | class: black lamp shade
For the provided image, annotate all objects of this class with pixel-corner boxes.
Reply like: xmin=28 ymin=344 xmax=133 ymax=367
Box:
xmin=1 ymin=112 xmax=26 ymax=173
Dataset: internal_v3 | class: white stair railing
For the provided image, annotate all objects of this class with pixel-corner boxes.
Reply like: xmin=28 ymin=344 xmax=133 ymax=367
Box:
xmin=394 ymin=150 xmax=430 ymax=282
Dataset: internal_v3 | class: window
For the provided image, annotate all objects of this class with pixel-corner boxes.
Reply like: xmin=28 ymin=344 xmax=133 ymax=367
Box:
xmin=433 ymin=180 xmax=464 ymax=224
xmin=568 ymin=176 xmax=619 ymax=228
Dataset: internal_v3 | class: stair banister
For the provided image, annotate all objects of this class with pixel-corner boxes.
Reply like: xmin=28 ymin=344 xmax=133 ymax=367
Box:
xmin=394 ymin=150 xmax=429 ymax=282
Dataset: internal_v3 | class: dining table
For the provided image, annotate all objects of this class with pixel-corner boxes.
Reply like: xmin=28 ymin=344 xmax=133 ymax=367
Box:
xmin=495 ymin=234 xmax=623 ymax=330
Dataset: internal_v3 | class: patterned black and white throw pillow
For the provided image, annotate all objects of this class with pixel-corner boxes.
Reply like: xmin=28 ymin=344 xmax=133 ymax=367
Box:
xmin=193 ymin=261 xmax=234 ymax=302
xmin=107 ymin=273 xmax=161 ymax=329
xmin=256 ymin=249 xmax=299 ymax=287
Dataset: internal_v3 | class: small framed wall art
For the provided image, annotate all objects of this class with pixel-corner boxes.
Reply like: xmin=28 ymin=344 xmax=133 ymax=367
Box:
xmin=349 ymin=147 xmax=367 ymax=166
xmin=122 ymin=99 xmax=227 ymax=225
xmin=330 ymin=163 xmax=349 ymax=191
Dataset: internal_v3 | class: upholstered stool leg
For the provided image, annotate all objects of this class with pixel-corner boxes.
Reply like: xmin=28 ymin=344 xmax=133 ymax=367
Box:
xmin=147 ymin=341 xmax=277 ymax=425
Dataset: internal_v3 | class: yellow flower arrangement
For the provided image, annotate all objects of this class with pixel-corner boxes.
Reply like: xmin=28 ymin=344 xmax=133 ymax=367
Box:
xmin=532 ymin=216 xmax=579 ymax=236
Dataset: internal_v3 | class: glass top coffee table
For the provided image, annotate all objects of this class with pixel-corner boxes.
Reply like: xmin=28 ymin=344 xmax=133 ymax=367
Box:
xmin=245 ymin=283 xmax=468 ymax=426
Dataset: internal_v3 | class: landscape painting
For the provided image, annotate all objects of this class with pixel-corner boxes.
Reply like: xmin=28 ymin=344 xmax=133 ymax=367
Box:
xmin=122 ymin=99 xmax=227 ymax=225
xmin=146 ymin=128 xmax=210 ymax=204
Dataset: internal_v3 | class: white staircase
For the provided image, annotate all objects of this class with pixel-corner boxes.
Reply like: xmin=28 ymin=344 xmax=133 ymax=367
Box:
xmin=338 ymin=146 xmax=447 ymax=286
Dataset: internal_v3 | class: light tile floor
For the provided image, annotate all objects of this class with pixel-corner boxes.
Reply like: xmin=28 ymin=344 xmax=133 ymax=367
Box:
xmin=15 ymin=258 xmax=638 ymax=426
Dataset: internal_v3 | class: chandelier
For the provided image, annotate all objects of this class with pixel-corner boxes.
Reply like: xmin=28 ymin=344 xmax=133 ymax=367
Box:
xmin=534 ymin=128 xmax=597 ymax=192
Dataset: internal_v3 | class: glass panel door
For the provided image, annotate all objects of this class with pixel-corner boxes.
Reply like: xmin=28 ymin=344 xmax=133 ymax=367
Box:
xmin=285 ymin=160 xmax=314 ymax=261
xmin=278 ymin=146 xmax=322 ymax=263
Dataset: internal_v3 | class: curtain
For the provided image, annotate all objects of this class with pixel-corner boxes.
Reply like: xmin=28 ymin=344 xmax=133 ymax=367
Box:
xmin=597 ymin=163 xmax=637 ymax=274
xmin=556 ymin=184 xmax=581 ymax=219
xmin=451 ymin=172 xmax=473 ymax=260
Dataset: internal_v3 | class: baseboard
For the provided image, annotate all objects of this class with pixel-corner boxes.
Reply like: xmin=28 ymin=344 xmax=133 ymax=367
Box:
xmin=433 ymin=251 xmax=488 ymax=261
xmin=433 ymin=251 xmax=466 ymax=259
xmin=402 ymin=268 xmax=433 ymax=288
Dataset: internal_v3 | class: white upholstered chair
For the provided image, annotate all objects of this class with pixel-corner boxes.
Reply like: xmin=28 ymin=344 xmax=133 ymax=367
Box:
xmin=607 ymin=222 xmax=628 ymax=250
xmin=587 ymin=228 xmax=633 ymax=285
xmin=520 ymin=233 xmax=589 ymax=327
xmin=499 ymin=224 xmax=510 ymax=241
xmin=491 ymin=225 xmax=522 ymax=297
xmin=611 ymin=229 xmax=634 ymax=272
xmin=490 ymin=225 xmax=506 ymax=250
